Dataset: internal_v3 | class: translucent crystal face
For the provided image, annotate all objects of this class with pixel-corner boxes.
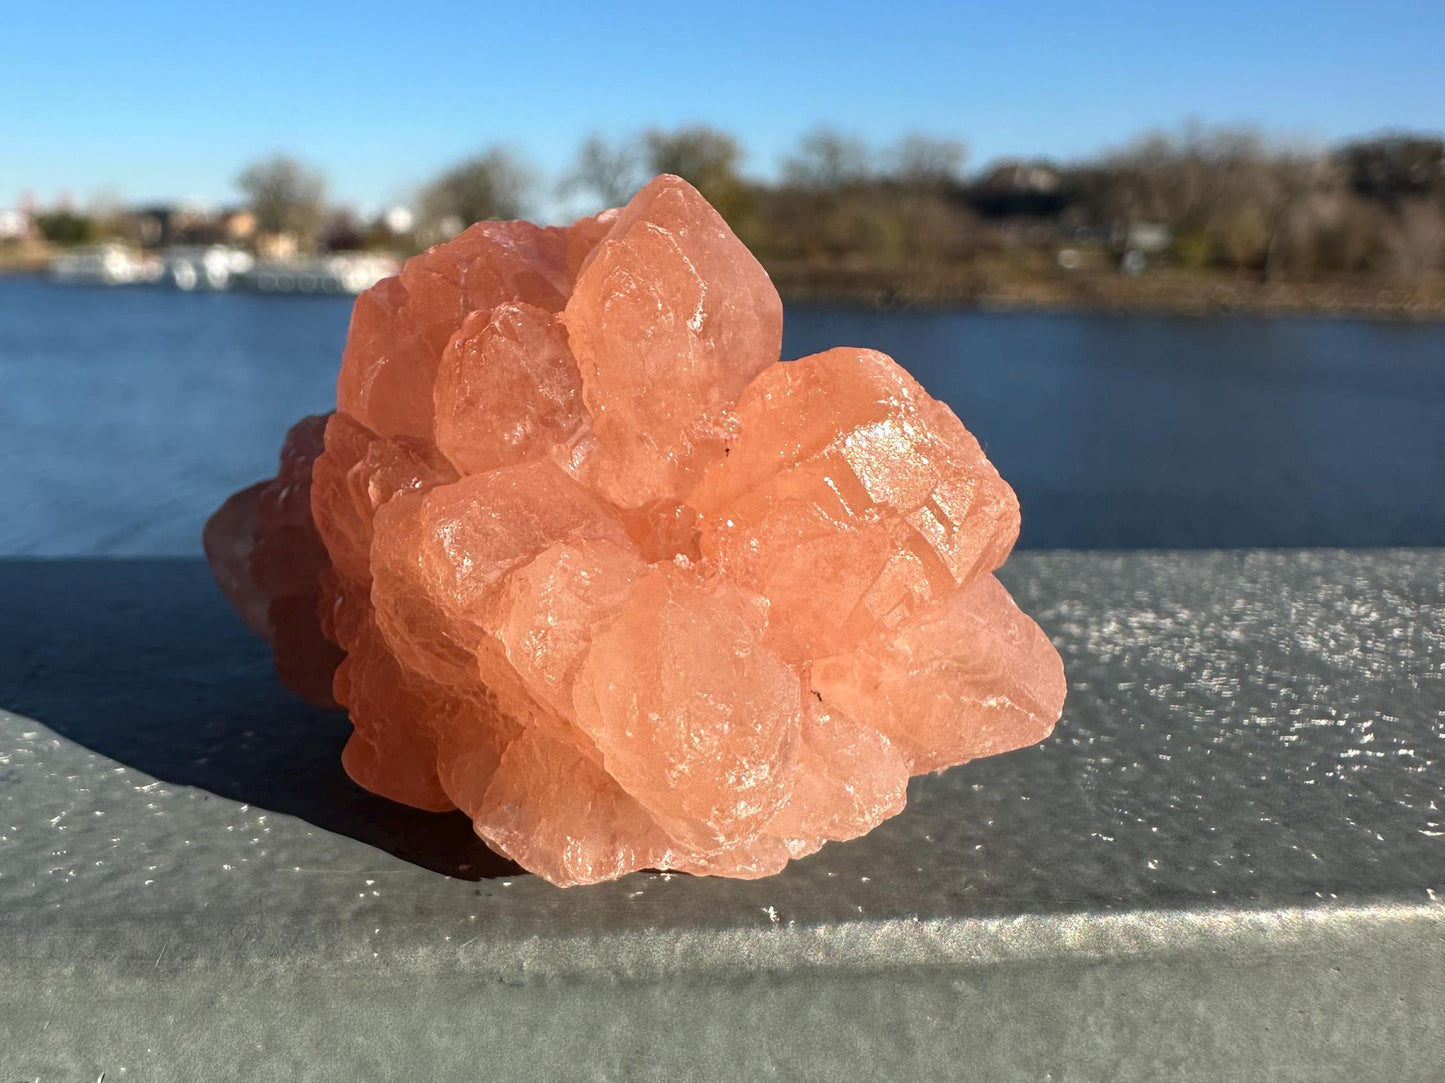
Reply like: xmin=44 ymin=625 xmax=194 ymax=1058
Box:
xmin=204 ymin=174 xmax=1066 ymax=887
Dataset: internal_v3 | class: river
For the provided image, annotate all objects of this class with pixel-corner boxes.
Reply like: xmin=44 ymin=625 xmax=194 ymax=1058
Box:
xmin=1 ymin=275 xmax=1441 ymax=555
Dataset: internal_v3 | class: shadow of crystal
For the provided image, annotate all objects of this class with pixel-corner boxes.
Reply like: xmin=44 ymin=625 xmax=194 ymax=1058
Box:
xmin=0 ymin=559 xmax=519 ymax=881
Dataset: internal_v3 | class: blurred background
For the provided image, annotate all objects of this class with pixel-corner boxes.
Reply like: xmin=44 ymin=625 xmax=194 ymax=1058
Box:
xmin=3 ymin=0 xmax=1442 ymax=555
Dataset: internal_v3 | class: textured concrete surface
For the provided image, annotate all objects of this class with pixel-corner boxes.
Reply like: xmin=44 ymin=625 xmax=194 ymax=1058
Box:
xmin=1 ymin=551 xmax=1442 ymax=1081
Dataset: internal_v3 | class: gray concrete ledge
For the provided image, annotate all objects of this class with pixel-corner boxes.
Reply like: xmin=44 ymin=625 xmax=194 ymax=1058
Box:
xmin=2 ymin=551 xmax=1443 ymax=1081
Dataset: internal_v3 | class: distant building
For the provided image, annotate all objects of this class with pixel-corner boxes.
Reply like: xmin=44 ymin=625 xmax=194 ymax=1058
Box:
xmin=982 ymin=162 xmax=1062 ymax=194
xmin=133 ymin=202 xmax=232 ymax=248
xmin=255 ymin=231 xmax=299 ymax=260
xmin=1109 ymin=221 xmax=1173 ymax=274
xmin=0 ymin=208 xmax=33 ymax=242
xmin=970 ymin=161 xmax=1069 ymax=220
xmin=1124 ymin=221 xmax=1172 ymax=254
xmin=220 ymin=208 xmax=256 ymax=243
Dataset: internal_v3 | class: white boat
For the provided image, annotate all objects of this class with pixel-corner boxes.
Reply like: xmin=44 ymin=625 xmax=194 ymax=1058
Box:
xmin=163 ymin=246 xmax=255 ymax=291
xmin=237 ymin=254 xmax=397 ymax=295
xmin=48 ymin=245 xmax=162 ymax=286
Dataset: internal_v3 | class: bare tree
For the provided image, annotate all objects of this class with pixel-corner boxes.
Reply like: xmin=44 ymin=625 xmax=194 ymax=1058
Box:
xmin=87 ymin=188 xmax=132 ymax=241
xmin=1101 ymin=124 xmax=1266 ymax=233
xmin=641 ymin=126 xmax=750 ymax=220
xmin=892 ymin=134 xmax=966 ymax=188
xmin=418 ymin=149 xmax=531 ymax=241
xmin=1312 ymin=194 xmax=1386 ymax=274
xmin=1091 ymin=123 xmax=1353 ymax=274
xmin=782 ymin=126 xmax=872 ymax=189
xmin=1385 ymin=198 xmax=1445 ymax=283
xmin=237 ymin=155 xmax=327 ymax=245
xmin=562 ymin=135 xmax=644 ymax=209
xmin=1259 ymin=152 xmax=1331 ymax=280
xmin=643 ymin=127 xmax=742 ymax=192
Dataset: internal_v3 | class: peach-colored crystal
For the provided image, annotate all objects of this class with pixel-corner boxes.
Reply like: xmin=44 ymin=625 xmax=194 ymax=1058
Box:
xmin=205 ymin=174 xmax=1066 ymax=887
xmin=564 ymin=177 xmax=783 ymax=506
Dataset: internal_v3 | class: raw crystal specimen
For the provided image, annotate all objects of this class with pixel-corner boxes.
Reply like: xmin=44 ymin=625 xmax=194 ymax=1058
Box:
xmin=205 ymin=175 xmax=1066 ymax=887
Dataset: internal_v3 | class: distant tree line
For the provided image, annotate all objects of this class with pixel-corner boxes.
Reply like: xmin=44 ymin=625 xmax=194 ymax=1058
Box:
xmin=1070 ymin=126 xmax=1445 ymax=281
xmin=403 ymin=123 xmax=1445 ymax=287
xmin=27 ymin=124 xmax=1445 ymax=291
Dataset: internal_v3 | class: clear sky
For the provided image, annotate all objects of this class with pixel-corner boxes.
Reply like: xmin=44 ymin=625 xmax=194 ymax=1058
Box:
xmin=6 ymin=0 xmax=1442 ymax=213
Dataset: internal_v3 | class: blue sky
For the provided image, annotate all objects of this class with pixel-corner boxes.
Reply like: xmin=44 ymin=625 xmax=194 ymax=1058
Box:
xmin=6 ymin=0 xmax=1442 ymax=213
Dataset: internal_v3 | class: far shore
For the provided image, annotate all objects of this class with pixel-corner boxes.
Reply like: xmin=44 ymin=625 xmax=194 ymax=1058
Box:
xmin=766 ymin=263 xmax=1445 ymax=322
xmin=4 ymin=255 xmax=1443 ymax=323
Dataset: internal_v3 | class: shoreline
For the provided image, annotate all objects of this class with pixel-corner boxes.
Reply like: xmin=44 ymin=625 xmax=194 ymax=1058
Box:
xmin=5 ymin=261 xmax=1443 ymax=323
xmin=765 ymin=264 xmax=1445 ymax=322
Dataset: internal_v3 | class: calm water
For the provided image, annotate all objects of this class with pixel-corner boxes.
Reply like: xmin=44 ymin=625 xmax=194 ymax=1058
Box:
xmin=1 ymin=274 xmax=1442 ymax=555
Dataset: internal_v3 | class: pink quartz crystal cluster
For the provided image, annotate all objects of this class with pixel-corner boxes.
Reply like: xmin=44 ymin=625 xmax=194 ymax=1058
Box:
xmin=205 ymin=175 xmax=1066 ymax=887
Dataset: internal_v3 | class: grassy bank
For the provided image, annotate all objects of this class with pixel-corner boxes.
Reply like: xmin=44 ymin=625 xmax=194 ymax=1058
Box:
xmin=766 ymin=257 xmax=1445 ymax=320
